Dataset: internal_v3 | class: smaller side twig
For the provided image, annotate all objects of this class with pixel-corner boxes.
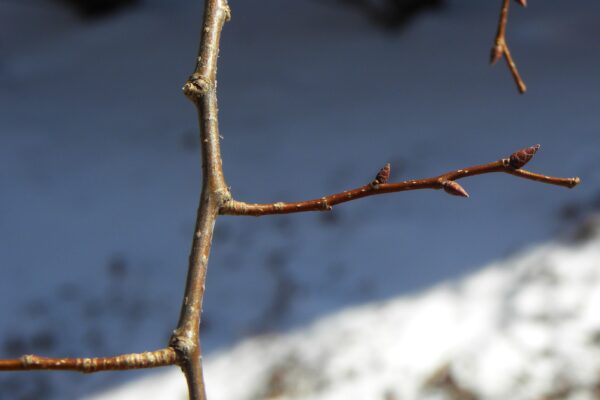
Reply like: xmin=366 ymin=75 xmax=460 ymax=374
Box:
xmin=0 ymin=348 xmax=177 ymax=374
xmin=220 ymin=144 xmax=580 ymax=217
xmin=490 ymin=0 xmax=527 ymax=93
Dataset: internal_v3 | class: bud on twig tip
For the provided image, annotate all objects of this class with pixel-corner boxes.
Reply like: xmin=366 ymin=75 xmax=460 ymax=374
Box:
xmin=372 ymin=163 xmax=391 ymax=186
xmin=442 ymin=181 xmax=470 ymax=198
xmin=509 ymin=144 xmax=540 ymax=169
xmin=515 ymin=0 xmax=527 ymax=7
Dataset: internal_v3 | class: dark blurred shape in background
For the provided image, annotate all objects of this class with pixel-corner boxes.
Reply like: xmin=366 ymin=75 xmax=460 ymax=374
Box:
xmin=330 ymin=0 xmax=445 ymax=30
xmin=51 ymin=0 xmax=443 ymax=26
xmin=56 ymin=0 xmax=140 ymax=19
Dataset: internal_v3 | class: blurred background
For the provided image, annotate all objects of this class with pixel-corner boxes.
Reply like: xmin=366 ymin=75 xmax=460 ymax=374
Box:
xmin=1 ymin=0 xmax=599 ymax=399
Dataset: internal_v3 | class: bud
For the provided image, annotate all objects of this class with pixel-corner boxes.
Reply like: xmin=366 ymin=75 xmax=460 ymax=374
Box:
xmin=515 ymin=0 xmax=527 ymax=7
xmin=490 ymin=45 xmax=503 ymax=65
xmin=372 ymin=163 xmax=391 ymax=186
xmin=509 ymin=144 xmax=540 ymax=169
xmin=442 ymin=181 xmax=470 ymax=198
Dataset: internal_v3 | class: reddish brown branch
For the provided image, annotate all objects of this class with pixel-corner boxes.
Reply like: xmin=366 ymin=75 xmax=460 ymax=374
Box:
xmin=0 ymin=348 xmax=177 ymax=373
xmin=220 ymin=145 xmax=580 ymax=216
xmin=491 ymin=0 xmax=527 ymax=93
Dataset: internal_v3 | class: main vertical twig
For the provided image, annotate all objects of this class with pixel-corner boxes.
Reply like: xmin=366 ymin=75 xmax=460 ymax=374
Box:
xmin=170 ymin=1 xmax=231 ymax=399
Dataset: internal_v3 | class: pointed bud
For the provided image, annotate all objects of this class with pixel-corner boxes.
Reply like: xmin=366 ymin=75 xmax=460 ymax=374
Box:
xmin=490 ymin=45 xmax=503 ymax=65
xmin=515 ymin=0 xmax=527 ymax=7
xmin=442 ymin=181 xmax=470 ymax=198
xmin=374 ymin=163 xmax=391 ymax=185
xmin=509 ymin=144 xmax=540 ymax=169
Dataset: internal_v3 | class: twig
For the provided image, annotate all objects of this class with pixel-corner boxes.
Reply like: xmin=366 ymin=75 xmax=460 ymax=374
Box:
xmin=221 ymin=145 xmax=580 ymax=216
xmin=490 ymin=0 xmax=527 ymax=93
xmin=169 ymin=1 xmax=231 ymax=400
xmin=0 ymin=348 xmax=177 ymax=373
xmin=0 ymin=2 xmax=232 ymax=398
xmin=0 ymin=3 xmax=231 ymax=399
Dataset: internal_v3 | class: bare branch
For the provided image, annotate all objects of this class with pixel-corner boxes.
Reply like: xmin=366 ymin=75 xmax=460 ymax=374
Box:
xmin=491 ymin=0 xmax=527 ymax=93
xmin=0 ymin=348 xmax=177 ymax=373
xmin=220 ymin=145 xmax=580 ymax=216
xmin=0 ymin=2 xmax=232 ymax=398
xmin=169 ymin=0 xmax=231 ymax=399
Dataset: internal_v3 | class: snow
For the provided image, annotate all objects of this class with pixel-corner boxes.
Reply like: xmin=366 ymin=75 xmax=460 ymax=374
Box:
xmin=1 ymin=0 xmax=599 ymax=398
xmin=89 ymin=223 xmax=600 ymax=400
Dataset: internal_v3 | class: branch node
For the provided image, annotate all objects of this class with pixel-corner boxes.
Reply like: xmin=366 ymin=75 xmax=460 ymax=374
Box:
xmin=214 ymin=187 xmax=232 ymax=207
xmin=320 ymin=197 xmax=333 ymax=211
xmin=21 ymin=355 xmax=36 ymax=367
xmin=169 ymin=334 xmax=197 ymax=364
xmin=222 ymin=3 xmax=232 ymax=21
xmin=182 ymin=73 xmax=213 ymax=102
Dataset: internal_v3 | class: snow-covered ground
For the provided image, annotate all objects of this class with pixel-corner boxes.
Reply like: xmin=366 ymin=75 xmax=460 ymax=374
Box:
xmin=0 ymin=0 xmax=598 ymax=399
xmin=90 ymin=218 xmax=600 ymax=400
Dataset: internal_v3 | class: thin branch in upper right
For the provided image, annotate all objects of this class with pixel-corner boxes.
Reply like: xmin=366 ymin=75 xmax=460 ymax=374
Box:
xmin=490 ymin=0 xmax=527 ymax=93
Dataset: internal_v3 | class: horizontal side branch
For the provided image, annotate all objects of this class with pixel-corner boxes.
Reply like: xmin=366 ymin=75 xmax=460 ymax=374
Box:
xmin=220 ymin=145 xmax=580 ymax=217
xmin=0 ymin=347 xmax=177 ymax=374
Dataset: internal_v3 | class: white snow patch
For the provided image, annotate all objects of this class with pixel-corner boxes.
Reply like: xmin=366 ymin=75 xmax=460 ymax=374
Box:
xmin=89 ymin=226 xmax=600 ymax=400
